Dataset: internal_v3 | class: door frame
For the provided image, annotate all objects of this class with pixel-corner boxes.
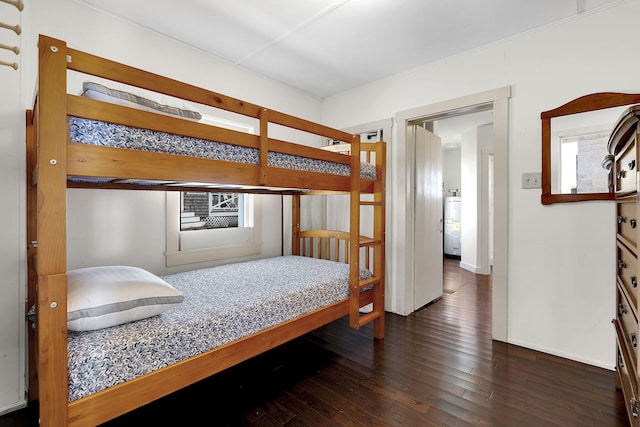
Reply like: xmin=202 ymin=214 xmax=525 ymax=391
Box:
xmin=391 ymin=86 xmax=510 ymax=342
xmin=480 ymin=148 xmax=494 ymax=275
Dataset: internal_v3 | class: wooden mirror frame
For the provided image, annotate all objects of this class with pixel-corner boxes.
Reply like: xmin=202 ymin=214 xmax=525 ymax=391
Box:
xmin=541 ymin=92 xmax=640 ymax=205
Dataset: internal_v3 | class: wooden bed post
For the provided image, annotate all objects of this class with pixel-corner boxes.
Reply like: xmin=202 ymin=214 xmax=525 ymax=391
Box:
xmin=373 ymin=142 xmax=386 ymax=339
xmin=291 ymin=194 xmax=301 ymax=255
xmin=349 ymin=134 xmax=361 ymax=329
xmin=259 ymin=108 xmax=269 ymax=185
xmin=25 ymin=110 xmax=38 ymax=401
xmin=36 ymin=34 xmax=70 ymax=426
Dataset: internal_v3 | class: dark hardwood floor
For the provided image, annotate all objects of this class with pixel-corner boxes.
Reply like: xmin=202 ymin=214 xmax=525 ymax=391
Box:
xmin=1 ymin=259 xmax=628 ymax=426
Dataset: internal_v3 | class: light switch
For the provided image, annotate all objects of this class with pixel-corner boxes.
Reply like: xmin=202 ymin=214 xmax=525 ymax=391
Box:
xmin=522 ymin=172 xmax=541 ymax=189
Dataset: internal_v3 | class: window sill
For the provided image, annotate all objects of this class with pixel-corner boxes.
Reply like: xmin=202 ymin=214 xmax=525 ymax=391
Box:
xmin=165 ymin=241 xmax=262 ymax=267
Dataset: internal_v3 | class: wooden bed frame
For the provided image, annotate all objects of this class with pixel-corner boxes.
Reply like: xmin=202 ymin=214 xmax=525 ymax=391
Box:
xmin=26 ymin=35 xmax=385 ymax=426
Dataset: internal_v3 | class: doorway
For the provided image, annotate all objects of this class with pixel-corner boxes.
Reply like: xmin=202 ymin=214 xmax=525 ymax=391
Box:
xmin=391 ymin=86 xmax=510 ymax=342
xmin=417 ymin=108 xmax=494 ymax=276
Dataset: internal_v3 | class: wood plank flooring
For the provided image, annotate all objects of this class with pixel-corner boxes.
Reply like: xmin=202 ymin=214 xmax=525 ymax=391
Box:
xmin=1 ymin=259 xmax=628 ymax=426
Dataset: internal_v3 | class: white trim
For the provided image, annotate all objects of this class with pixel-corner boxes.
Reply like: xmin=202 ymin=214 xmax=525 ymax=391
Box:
xmin=459 ymin=261 xmax=481 ymax=274
xmin=492 ymin=94 xmax=509 ymax=343
xmin=392 ymin=86 xmax=510 ymax=342
xmin=165 ymin=192 xmax=262 ymax=266
xmin=0 ymin=401 xmax=27 ymax=417
xmin=479 ymin=148 xmax=494 ymax=275
xmin=507 ymin=338 xmax=615 ymax=371
xmin=165 ymin=242 xmax=262 ymax=266
xmin=180 ymin=226 xmax=254 ymax=251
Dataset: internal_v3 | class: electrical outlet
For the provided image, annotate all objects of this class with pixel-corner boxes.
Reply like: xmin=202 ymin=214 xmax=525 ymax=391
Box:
xmin=522 ymin=172 xmax=541 ymax=189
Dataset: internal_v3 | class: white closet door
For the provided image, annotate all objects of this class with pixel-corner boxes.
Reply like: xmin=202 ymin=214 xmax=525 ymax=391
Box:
xmin=413 ymin=125 xmax=443 ymax=309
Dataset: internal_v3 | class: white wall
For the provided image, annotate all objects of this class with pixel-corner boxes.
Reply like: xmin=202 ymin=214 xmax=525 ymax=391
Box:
xmin=460 ymin=128 xmax=479 ymax=272
xmin=476 ymin=123 xmax=493 ymax=275
xmin=320 ymin=2 xmax=637 ymax=368
xmin=442 ymin=147 xmax=461 ymax=196
xmin=0 ymin=0 xmax=325 ymax=413
xmin=66 ymin=190 xmax=285 ymax=275
xmin=0 ymin=0 xmax=25 ymax=415
xmin=460 ymin=124 xmax=493 ymax=274
xmin=22 ymin=0 xmax=325 ymax=273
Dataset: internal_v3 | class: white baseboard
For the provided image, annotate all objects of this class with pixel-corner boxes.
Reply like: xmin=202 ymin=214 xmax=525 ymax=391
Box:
xmin=459 ymin=261 xmax=480 ymax=273
xmin=459 ymin=261 xmax=492 ymax=275
xmin=507 ymin=337 xmax=614 ymax=371
xmin=0 ymin=398 xmax=26 ymax=417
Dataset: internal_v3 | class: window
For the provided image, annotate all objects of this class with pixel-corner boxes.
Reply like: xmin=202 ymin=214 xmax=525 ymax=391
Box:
xmin=549 ymin=105 xmax=627 ymax=197
xmin=559 ymin=131 xmax=610 ymax=194
xmin=166 ymin=191 xmax=261 ymax=266
xmin=165 ymin=114 xmax=261 ymax=266
xmin=180 ymin=192 xmax=244 ymax=231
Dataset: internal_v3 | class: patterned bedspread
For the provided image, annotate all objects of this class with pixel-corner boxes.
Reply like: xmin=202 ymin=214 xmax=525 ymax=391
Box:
xmin=67 ymin=256 xmax=370 ymax=402
xmin=68 ymin=117 xmax=378 ymax=180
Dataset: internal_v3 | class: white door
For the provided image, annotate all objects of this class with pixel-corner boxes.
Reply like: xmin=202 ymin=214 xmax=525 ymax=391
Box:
xmin=413 ymin=125 xmax=443 ymax=309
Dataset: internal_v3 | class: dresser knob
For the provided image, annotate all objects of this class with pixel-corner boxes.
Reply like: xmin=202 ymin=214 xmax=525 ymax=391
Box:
xmin=632 ymin=399 xmax=639 ymax=418
xmin=619 ymin=260 xmax=627 ymax=270
xmin=619 ymin=303 xmax=628 ymax=317
xmin=632 ymin=332 xmax=637 ymax=348
xmin=618 ymin=170 xmax=627 ymax=179
xmin=632 ymin=219 xmax=637 ymax=229
xmin=619 ymin=352 xmax=625 ymax=369
xmin=633 ymin=276 xmax=638 ymax=288
xmin=629 ymin=160 xmax=636 ymax=170
xmin=619 ymin=215 xmax=627 ymax=224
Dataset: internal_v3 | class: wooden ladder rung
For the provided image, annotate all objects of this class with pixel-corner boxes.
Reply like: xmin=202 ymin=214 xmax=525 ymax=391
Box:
xmin=359 ymin=238 xmax=382 ymax=247
xmin=355 ymin=310 xmax=382 ymax=328
xmin=356 ymin=276 xmax=381 ymax=290
xmin=359 ymin=200 xmax=382 ymax=206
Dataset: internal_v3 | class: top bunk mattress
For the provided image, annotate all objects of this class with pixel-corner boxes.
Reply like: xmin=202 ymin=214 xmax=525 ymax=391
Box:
xmin=67 ymin=255 xmax=371 ymax=402
xmin=68 ymin=117 xmax=378 ymax=180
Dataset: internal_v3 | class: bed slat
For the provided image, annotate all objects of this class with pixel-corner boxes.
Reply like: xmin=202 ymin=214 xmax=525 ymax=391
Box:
xmin=297 ymin=230 xmax=351 ymax=264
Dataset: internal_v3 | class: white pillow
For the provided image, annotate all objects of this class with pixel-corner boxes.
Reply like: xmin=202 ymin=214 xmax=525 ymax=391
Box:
xmin=67 ymin=266 xmax=184 ymax=331
xmin=81 ymin=81 xmax=202 ymax=121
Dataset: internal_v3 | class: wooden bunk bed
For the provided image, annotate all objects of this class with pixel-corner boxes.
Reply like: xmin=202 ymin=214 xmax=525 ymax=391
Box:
xmin=26 ymin=35 xmax=385 ymax=426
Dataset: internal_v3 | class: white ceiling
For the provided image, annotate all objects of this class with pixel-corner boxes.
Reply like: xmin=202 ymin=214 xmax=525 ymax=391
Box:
xmin=81 ymin=0 xmax=623 ymax=99
xmin=436 ymin=111 xmax=493 ymax=149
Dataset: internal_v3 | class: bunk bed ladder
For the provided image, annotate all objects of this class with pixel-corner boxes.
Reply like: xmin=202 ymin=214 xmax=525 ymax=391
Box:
xmin=349 ymin=136 xmax=385 ymax=339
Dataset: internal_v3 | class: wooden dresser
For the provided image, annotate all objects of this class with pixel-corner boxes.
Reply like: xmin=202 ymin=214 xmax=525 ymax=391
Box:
xmin=610 ymin=105 xmax=640 ymax=425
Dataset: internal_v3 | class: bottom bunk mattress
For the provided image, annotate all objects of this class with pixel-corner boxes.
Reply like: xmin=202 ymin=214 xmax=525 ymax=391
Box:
xmin=67 ymin=255 xmax=370 ymax=402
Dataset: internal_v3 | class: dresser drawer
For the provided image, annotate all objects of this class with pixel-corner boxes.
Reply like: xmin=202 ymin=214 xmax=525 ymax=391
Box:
xmin=617 ymin=285 xmax=639 ymax=368
xmin=618 ymin=201 xmax=639 ymax=250
xmin=615 ymin=319 xmax=640 ymax=427
xmin=618 ymin=242 xmax=639 ymax=309
xmin=616 ymin=347 xmax=639 ymax=427
xmin=616 ymin=138 xmax=637 ymax=194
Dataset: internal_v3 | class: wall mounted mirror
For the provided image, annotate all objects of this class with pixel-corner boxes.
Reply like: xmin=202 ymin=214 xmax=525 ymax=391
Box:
xmin=541 ymin=92 xmax=640 ymax=205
